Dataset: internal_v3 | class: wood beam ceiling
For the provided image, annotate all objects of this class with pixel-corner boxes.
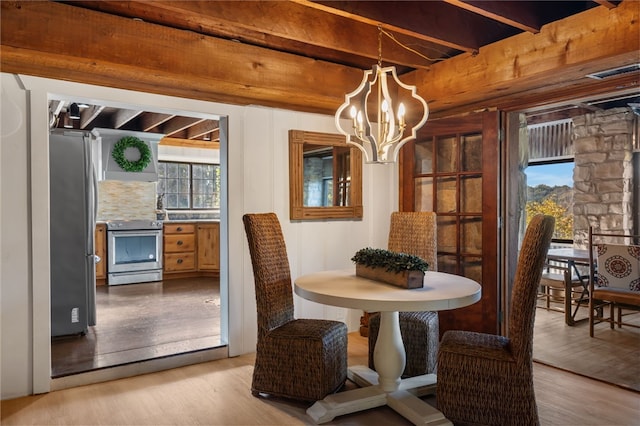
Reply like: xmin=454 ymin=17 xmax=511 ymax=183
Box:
xmin=1 ymin=0 xmax=637 ymax=119
xmin=414 ymin=0 xmax=639 ymax=117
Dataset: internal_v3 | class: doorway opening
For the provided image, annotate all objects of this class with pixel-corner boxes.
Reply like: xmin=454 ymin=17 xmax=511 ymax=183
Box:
xmin=48 ymin=96 xmax=228 ymax=379
xmin=513 ymin=92 xmax=640 ymax=392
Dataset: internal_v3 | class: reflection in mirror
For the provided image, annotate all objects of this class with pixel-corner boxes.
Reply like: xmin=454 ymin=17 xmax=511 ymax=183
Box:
xmin=289 ymin=130 xmax=363 ymax=220
xmin=303 ymin=144 xmax=350 ymax=207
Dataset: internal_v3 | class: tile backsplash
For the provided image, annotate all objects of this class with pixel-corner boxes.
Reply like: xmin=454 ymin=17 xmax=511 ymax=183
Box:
xmin=97 ymin=180 xmax=157 ymax=221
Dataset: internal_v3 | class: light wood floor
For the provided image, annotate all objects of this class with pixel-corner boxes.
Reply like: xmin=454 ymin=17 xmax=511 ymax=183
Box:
xmin=37 ymin=278 xmax=639 ymax=424
xmin=533 ymin=299 xmax=640 ymax=391
xmin=52 ymin=277 xmax=640 ymax=393
xmin=4 ymin=332 xmax=640 ymax=425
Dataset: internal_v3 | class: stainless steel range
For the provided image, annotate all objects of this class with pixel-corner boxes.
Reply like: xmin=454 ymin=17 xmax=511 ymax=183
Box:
xmin=106 ymin=220 xmax=163 ymax=285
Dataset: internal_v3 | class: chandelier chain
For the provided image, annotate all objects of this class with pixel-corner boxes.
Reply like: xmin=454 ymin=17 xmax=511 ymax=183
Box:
xmin=377 ymin=25 xmax=383 ymax=67
xmin=379 ymin=26 xmax=445 ymax=64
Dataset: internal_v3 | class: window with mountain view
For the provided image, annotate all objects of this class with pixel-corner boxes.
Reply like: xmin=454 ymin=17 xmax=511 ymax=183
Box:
xmin=525 ymin=161 xmax=574 ymax=240
xmin=525 ymin=119 xmax=574 ymax=241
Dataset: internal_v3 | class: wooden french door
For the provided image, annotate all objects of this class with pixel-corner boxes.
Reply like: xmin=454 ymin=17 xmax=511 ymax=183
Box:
xmin=400 ymin=111 xmax=500 ymax=335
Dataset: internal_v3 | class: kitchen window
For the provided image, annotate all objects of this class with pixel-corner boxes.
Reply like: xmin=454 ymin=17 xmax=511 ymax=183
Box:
xmin=157 ymin=162 xmax=221 ymax=210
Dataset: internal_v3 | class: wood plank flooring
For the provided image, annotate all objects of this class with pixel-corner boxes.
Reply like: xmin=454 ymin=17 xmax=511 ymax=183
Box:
xmin=51 ymin=277 xmax=222 ymax=377
xmin=4 ymin=332 xmax=640 ymax=425
xmin=533 ymin=299 xmax=640 ymax=391
xmin=51 ymin=277 xmax=640 ymax=395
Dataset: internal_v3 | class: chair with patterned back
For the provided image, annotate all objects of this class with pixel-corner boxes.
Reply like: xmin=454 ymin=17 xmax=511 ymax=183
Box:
xmin=243 ymin=212 xmax=348 ymax=401
xmin=436 ymin=214 xmax=555 ymax=425
xmin=368 ymin=211 xmax=439 ymax=377
xmin=588 ymin=227 xmax=640 ymax=337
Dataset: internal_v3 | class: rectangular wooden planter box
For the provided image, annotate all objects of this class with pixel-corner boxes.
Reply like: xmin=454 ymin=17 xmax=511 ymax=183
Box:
xmin=355 ymin=264 xmax=424 ymax=289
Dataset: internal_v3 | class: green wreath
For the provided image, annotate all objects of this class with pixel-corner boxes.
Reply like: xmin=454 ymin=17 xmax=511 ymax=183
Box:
xmin=112 ymin=136 xmax=152 ymax=172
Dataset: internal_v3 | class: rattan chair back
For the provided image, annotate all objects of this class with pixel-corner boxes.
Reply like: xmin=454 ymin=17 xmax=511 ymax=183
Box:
xmin=387 ymin=211 xmax=437 ymax=269
xmin=436 ymin=214 xmax=554 ymax=425
xmin=242 ymin=213 xmax=294 ymax=340
xmin=242 ymin=212 xmax=348 ymax=402
xmin=509 ymin=214 xmax=556 ymax=364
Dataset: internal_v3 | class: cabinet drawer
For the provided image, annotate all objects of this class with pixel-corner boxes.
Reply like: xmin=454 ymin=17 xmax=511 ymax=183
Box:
xmin=164 ymin=252 xmax=196 ymax=272
xmin=164 ymin=223 xmax=196 ymax=234
xmin=164 ymin=234 xmax=195 ymax=252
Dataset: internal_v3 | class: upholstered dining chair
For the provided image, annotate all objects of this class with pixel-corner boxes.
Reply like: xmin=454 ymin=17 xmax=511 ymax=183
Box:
xmin=588 ymin=227 xmax=640 ymax=337
xmin=368 ymin=211 xmax=439 ymax=377
xmin=242 ymin=212 xmax=348 ymax=402
xmin=437 ymin=214 xmax=555 ymax=426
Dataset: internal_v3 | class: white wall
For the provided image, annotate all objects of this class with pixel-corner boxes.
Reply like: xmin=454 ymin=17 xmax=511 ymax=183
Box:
xmin=0 ymin=73 xmax=398 ymax=399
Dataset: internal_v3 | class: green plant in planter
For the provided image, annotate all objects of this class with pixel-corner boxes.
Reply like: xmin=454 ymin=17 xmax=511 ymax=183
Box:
xmin=351 ymin=247 xmax=429 ymax=273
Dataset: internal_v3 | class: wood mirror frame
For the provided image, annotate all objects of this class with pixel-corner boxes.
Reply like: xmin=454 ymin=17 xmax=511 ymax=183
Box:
xmin=289 ymin=129 xmax=363 ymax=220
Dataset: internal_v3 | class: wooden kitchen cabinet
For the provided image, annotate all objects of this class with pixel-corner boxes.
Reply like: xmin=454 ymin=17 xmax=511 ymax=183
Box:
xmin=163 ymin=223 xmax=196 ymax=274
xmin=95 ymin=223 xmax=107 ymax=284
xmin=197 ymin=222 xmax=220 ymax=272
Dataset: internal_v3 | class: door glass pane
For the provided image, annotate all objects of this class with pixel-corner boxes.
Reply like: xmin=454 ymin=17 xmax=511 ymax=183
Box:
xmin=461 ymin=133 xmax=482 ymax=171
xmin=436 ymin=176 xmax=457 ymax=213
xmin=438 ymin=254 xmax=457 ymax=274
xmin=414 ymin=140 xmax=433 ymax=174
xmin=414 ymin=177 xmax=434 ymax=211
xmin=461 ymin=256 xmax=482 ymax=284
xmin=436 ymin=136 xmax=457 ymax=173
xmin=461 ymin=216 xmax=482 ymax=255
xmin=460 ymin=175 xmax=482 ymax=212
xmin=437 ymin=216 xmax=456 ymax=253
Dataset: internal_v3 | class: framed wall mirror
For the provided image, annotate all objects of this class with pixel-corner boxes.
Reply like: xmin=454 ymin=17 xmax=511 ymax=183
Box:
xmin=289 ymin=130 xmax=363 ymax=220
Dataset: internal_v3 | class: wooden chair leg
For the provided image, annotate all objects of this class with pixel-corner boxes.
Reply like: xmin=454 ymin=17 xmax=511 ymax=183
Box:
xmin=610 ymin=304 xmax=615 ymax=329
xmin=617 ymin=306 xmax=622 ymax=328
xmin=589 ymin=299 xmax=595 ymax=337
xmin=564 ymin=282 xmax=572 ymax=325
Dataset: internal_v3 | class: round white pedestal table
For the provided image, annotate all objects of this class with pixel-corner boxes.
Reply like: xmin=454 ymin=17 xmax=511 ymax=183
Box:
xmin=294 ymin=268 xmax=481 ymax=425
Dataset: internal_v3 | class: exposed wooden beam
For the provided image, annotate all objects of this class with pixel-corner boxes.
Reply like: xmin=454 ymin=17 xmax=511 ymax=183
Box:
xmin=79 ymin=104 xmax=105 ymax=129
xmin=112 ymin=108 xmax=142 ymax=129
xmin=69 ymin=0 xmax=436 ymax=70
xmin=592 ymin=0 xmax=621 ymax=10
xmin=443 ymin=0 xmax=542 ymax=33
xmin=1 ymin=0 xmax=637 ymax=118
xmin=302 ymin=0 xmax=481 ymax=53
xmin=186 ymin=120 xmax=219 ymax=140
xmin=49 ymin=100 xmax=64 ymax=116
xmin=161 ymin=117 xmax=206 ymax=137
xmin=413 ymin=0 xmax=639 ymax=118
xmin=0 ymin=0 xmax=362 ymax=115
xmin=140 ymin=112 xmax=175 ymax=132
xmin=160 ymin=137 xmax=220 ymax=149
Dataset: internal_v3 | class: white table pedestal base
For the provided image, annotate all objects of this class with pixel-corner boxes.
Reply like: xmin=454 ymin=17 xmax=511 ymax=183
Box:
xmin=306 ymin=365 xmax=450 ymax=425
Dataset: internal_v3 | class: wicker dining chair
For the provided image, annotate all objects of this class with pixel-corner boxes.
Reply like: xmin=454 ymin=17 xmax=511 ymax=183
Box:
xmin=242 ymin=213 xmax=348 ymax=402
xmin=368 ymin=211 xmax=439 ymax=377
xmin=437 ymin=214 xmax=555 ymax=426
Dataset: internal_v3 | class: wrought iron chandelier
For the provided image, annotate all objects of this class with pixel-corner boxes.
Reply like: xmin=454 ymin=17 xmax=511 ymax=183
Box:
xmin=335 ymin=26 xmax=429 ymax=164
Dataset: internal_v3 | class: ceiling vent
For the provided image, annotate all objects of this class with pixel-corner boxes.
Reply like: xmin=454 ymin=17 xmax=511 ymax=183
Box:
xmin=586 ymin=63 xmax=640 ymax=80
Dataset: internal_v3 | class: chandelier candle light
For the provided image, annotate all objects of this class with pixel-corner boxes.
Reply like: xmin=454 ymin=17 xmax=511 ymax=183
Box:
xmin=335 ymin=26 xmax=429 ymax=163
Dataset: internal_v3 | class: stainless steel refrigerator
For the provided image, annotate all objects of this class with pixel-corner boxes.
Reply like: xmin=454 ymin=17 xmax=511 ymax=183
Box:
xmin=50 ymin=129 xmax=98 ymax=337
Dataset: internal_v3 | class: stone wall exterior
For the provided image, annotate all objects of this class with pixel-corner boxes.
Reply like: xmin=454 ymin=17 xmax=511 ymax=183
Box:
xmin=572 ymin=107 xmax=636 ymax=247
